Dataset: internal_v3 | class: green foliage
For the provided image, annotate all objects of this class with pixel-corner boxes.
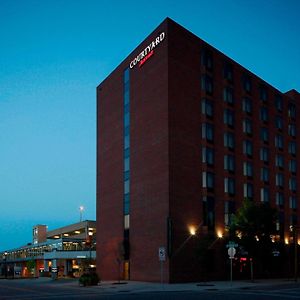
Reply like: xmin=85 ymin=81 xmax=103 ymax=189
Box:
xmin=230 ymin=199 xmax=278 ymax=257
xmin=26 ymin=260 xmax=35 ymax=273
xmin=79 ymin=272 xmax=100 ymax=286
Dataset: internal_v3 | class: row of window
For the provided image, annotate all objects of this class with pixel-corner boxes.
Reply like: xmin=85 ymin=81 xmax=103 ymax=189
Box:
xmin=202 ymin=171 xmax=297 ymax=193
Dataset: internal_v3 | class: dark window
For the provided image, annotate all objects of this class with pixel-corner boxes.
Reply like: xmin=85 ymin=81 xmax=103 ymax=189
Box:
xmin=259 ymin=85 xmax=268 ymax=102
xmin=201 ymin=48 xmax=213 ymax=70
xmin=202 ymin=172 xmax=214 ymax=189
xmin=223 ymin=87 xmax=234 ymax=104
xmin=224 ymin=132 xmax=235 ymax=149
xmin=290 ymin=215 xmax=298 ymax=227
xmin=289 ymin=177 xmax=297 ymax=191
xmin=243 ymin=119 xmax=252 ymax=135
xmin=201 ymin=74 xmax=213 ymax=94
xmin=243 ymin=140 xmax=253 ymax=156
xmin=124 ymin=194 xmax=130 ymax=214
xmin=243 ymin=161 xmax=253 ymax=177
xmin=224 ymin=155 xmax=235 ymax=172
xmin=242 ymin=97 xmax=252 ymax=114
xmin=223 ymin=62 xmax=233 ymax=82
xmin=276 ymin=192 xmax=284 ymax=207
xmin=288 ymin=103 xmax=296 ymax=119
xmin=202 ymin=147 xmax=214 ymax=165
xmin=275 ymin=116 xmax=283 ymax=130
xmin=276 ymin=154 xmax=284 ymax=168
xmin=201 ymin=98 xmax=213 ymax=117
xmin=203 ymin=196 xmax=215 ymax=230
xmin=261 ymin=167 xmax=269 ymax=182
xmin=275 ymin=94 xmax=283 ymax=112
xmin=288 ymin=124 xmax=296 ymax=137
xmin=260 ymin=147 xmax=269 ymax=163
xmin=260 ymin=107 xmax=268 ymax=122
xmin=244 ymin=183 xmax=253 ymax=199
xmin=124 ymin=147 xmax=130 ymax=158
xmin=288 ymin=141 xmax=296 ymax=155
xmin=224 ymin=177 xmax=235 ymax=195
xmin=289 ymin=160 xmax=297 ymax=174
xmin=260 ymin=127 xmax=269 ymax=143
xmin=124 ymin=170 xmax=130 ymax=181
xmin=261 ymin=187 xmax=269 ymax=202
xmin=243 ymin=75 xmax=252 ymax=93
xmin=276 ymin=173 xmax=284 ymax=187
xmin=289 ymin=196 xmax=297 ymax=209
xmin=202 ymin=123 xmax=214 ymax=141
xmin=124 ymin=158 xmax=129 ymax=172
xmin=275 ymin=134 xmax=283 ymax=150
xmin=124 ymin=180 xmax=129 ymax=194
xmin=224 ymin=109 xmax=234 ymax=127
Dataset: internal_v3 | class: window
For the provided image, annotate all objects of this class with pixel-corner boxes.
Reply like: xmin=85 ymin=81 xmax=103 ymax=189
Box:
xmin=243 ymin=119 xmax=252 ymax=135
xmin=124 ymin=134 xmax=130 ymax=149
xmin=288 ymin=141 xmax=296 ymax=155
xmin=289 ymin=177 xmax=297 ymax=191
xmin=275 ymin=94 xmax=283 ymax=112
xmin=224 ymin=109 xmax=234 ymax=127
xmin=261 ymin=187 xmax=269 ymax=202
xmin=124 ymin=157 xmax=130 ymax=172
xmin=224 ymin=200 xmax=235 ymax=226
xmin=202 ymin=172 xmax=214 ymax=189
xmin=201 ymin=48 xmax=213 ymax=70
xmin=242 ymin=97 xmax=252 ymax=114
xmin=289 ymin=196 xmax=297 ymax=209
xmin=259 ymin=85 xmax=268 ymax=102
xmin=243 ymin=75 xmax=252 ymax=93
xmin=260 ymin=107 xmax=268 ymax=122
xmin=275 ymin=116 xmax=283 ymax=130
xmin=124 ymin=194 xmax=130 ymax=214
xmin=276 ymin=173 xmax=284 ymax=187
xmin=244 ymin=183 xmax=253 ymax=199
xmin=124 ymin=170 xmax=130 ymax=181
xmin=243 ymin=140 xmax=253 ymax=156
xmin=260 ymin=147 xmax=269 ymax=163
xmin=276 ymin=192 xmax=284 ymax=207
xmin=202 ymin=147 xmax=214 ymax=165
xmin=243 ymin=161 xmax=253 ymax=177
xmin=224 ymin=178 xmax=235 ymax=195
xmin=276 ymin=154 xmax=284 ymax=168
xmin=203 ymin=196 xmax=215 ymax=230
xmin=224 ymin=155 xmax=235 ymax=172
xmin=223 ymin=87 xmax=234 ymax=104
xmin=275 ymin=134 xmax=283 ymax=150
xmin=261 ymin=167 xmax=269 ymax=182
xmin=260 ymin=127 xmax=269 ymax=143
xmin=290 ymin=215 xmax=298 ymax=227
xmin=288 ymin=103 xmax=296 ymax=119
xmin=289 ymin=160 xmax=297 ymax=174
xmin=224 ymin=132 xmax=235 ymax=149
xmin=201 ymin=98 xmax=213 ymax=117
xmin=201 ymin=74 xmax=213 ymax=94
xmin=223 ymin=62 xmax=233 ymax=82
xmin=124 ymin=180 xmax=130 ymax=194
xmin=288 ymin=124 xmax=296 ymax=137
xmin=202 ymin=123 xmax=214 ymax=141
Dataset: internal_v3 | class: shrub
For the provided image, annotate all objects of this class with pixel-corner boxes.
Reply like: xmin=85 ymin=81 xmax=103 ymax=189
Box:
xmin=79 ymin=272 xmax=100 ymax=286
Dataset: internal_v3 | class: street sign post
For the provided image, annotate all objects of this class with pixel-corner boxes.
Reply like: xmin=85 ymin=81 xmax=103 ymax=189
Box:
xmin=158 ymin=247 xmax=166 ymax=284
xmin=227 ymin=243 xmax=237 ymax=286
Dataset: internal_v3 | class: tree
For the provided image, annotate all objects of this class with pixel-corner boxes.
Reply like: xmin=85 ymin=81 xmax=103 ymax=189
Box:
xmin=230 ymin=199 xmax=278 ymax=276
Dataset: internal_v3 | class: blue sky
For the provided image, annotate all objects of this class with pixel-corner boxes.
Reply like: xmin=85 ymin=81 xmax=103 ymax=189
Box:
xmin=0 ymin=0 xmax=299 ymax=251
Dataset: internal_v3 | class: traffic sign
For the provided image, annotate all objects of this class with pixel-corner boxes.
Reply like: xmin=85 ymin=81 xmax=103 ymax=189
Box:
xmin=226 ymin=241 xmax=238 ymax=248
xmin=158 ymin=247 xmax=166 ymax=261
xmin=228 ymin=247 xmax=236 ymax=259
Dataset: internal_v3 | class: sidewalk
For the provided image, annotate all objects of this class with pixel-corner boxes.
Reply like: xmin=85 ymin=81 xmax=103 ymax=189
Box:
xmin=82 ymin=278 xmax=299 ymax=294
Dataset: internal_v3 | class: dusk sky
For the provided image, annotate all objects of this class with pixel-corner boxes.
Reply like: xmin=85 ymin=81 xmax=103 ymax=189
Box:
xmin=1 ymin=0 xmax=299 ymax=251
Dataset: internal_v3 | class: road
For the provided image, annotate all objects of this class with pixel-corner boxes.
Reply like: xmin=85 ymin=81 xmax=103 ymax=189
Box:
xmin=0 ymin=279 xmax=299 ymax=300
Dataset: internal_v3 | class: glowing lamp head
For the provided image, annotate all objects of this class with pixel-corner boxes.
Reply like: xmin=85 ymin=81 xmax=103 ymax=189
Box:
xmin=217 ymin=230 xmax=223 ymax=238
xmin=189 ymin=226 xmax=197 ymax=236
xmin=79 ymin=206 xmax=84 ymax=212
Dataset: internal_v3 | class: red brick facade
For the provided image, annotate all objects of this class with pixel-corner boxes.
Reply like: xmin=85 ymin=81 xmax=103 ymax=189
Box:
xmin=97 ymin=18 xmax=300 ymax=282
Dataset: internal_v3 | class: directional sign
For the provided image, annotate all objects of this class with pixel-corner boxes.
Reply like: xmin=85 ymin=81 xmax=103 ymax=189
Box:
xmin=228 ymin=247 xmax=236 ymax=259
xmin=226 ymin=241 xmax=238 ymax=248
xmin=158 ymin=247 xmax=166 ymax=261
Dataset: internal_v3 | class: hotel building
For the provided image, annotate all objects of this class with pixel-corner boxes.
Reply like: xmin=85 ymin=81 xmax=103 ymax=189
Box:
xmin=96 ymin=18 xmax=299 ymax=282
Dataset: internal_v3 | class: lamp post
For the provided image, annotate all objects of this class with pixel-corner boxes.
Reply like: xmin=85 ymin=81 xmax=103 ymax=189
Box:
xmin=88 ymin=231 xmax=93 ymax=268
xmin=79 ymin=206 xmax=84 ymax=222
xmin=4 ymin=251 xmax=8 ymax=279
xmin=290 ymin=225 xmax=299 ymax=282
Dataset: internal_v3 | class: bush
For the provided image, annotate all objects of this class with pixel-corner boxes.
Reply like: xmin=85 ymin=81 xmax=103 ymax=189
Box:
xmin=79 ymin=272 xmax=100 ymax=286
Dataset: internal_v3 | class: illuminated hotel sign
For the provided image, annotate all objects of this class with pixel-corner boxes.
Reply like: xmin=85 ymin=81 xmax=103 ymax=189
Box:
xmin=129 ymin=32 xmax=165 ymax=69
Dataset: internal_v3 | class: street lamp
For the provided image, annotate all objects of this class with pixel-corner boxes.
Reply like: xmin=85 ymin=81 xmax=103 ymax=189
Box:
xmin=4 ymin=251 xmax=7 ymax=279
xmin=79 ymin=206 xmax=84 ymax=222
xmin=290 ymin=225 xmax=299 ymax=282
xmin=88 ymin=231 xmax=93 ymax=267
